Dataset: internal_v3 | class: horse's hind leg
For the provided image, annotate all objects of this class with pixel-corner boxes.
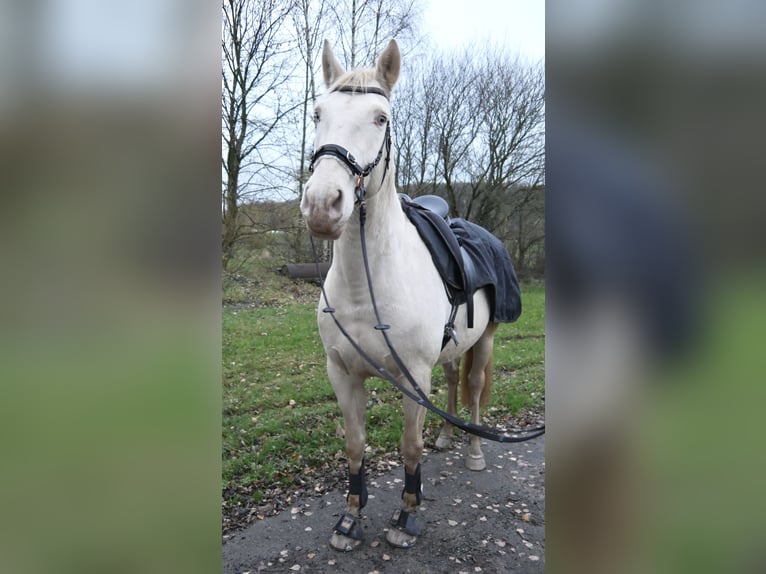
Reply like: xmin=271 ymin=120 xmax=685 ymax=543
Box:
xmin=462 ymin=323 xmax=499 ymax=471
xmin=435 ymin=358 xmax=459 ymax=449
xmin=327 ymin=361 xmax=368 ymax=552
xmin=386 ymin=369 xmax=431 ymax=548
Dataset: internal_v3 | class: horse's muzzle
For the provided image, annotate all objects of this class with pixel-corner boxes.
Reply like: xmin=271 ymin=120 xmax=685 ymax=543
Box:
xmin=301 ymin=181 xmax=348 ymax=239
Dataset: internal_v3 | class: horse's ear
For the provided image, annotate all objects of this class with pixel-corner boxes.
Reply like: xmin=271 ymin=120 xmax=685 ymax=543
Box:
xmin=322 ymin=40 xmax=345 ymax=88
xmin=376 ymin=39 xmax=401 ymax=93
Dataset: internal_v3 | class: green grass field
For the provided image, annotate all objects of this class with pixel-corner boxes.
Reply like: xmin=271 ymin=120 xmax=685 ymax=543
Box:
xmin=222 ymin=266 xmax=544 ymax=528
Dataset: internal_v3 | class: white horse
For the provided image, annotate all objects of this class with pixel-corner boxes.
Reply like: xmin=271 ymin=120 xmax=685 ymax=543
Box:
xmin=301 ymin=39 xmax=499 ymax=551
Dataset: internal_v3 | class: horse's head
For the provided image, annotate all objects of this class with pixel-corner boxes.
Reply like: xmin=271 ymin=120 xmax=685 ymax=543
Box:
xmin=301 ymin=39 xmax=400 ymax=240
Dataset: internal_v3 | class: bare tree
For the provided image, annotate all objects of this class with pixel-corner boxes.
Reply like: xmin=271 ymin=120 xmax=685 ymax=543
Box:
xmin=328 ymin=0 xmax=422 ymax=68
xmin=392 ymin=71 xmax=419 ymax=190
xmin=221 ymin=0 xmax=297 ymax=269
xmin=392 ymin=47 xmax=545 ymax=275
xmin=280 ymin=0 xmax=331 ymax=261
xmin=430 ymin=52 xmax=484 ymax=217
xmin=470 ymin=50 xmax=545 ymax=226
xmin=292 ymin=0 xmax=329 ymax=198
xmin=392 ymin=51 xmax=439 ymax=194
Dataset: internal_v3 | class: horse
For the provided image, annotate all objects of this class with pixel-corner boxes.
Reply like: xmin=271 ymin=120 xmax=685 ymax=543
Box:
xmin=301 ymin=39 xmax=505 ymax=551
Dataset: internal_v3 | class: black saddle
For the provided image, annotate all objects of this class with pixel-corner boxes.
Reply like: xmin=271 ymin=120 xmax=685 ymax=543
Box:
xmin=409 ymin=194 xmax=449 ymax=219
xmin=399 ymin=194 xmax=522 ymax=348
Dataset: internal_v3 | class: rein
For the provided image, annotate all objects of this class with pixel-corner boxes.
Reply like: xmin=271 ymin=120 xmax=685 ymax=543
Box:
xmin=308 ymin=89 xmax=544 ymax=444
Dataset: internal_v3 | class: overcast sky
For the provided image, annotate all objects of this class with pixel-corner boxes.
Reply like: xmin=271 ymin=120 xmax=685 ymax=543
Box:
xmin=421 ymin=0 xmax=545 ymax=62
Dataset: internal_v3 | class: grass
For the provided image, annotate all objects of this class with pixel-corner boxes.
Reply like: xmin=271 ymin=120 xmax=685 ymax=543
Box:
xmin=222 ymin=260 xmax=544 ymax=530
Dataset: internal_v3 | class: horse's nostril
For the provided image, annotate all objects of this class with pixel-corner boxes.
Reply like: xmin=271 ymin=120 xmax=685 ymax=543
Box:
xmin=332 ymin=189 xmax=343 ymax=212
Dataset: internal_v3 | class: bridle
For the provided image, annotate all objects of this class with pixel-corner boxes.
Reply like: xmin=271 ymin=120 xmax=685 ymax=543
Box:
xmin=308 ymin=85 xmax=392 ymax=207
xmin=308 ymin=85 xmax=544 ymax=443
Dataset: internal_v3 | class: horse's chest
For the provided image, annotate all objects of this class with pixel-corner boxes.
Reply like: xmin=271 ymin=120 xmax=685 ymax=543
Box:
xmin=317 ymin=299 xmax=443 ymax=378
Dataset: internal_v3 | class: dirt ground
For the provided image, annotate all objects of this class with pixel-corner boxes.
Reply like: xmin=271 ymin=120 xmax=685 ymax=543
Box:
xmin=222 ymin=434 xmax=544 ymax=573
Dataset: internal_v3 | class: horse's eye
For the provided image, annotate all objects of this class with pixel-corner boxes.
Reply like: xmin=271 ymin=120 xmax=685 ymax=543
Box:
xmin=376 ymin=114 xmax=388 ymax=126
xmin=313 ymin=111 xmax=321 ymax=123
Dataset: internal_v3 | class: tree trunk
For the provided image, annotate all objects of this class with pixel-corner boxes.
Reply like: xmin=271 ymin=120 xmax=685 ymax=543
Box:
xmin=222 ymin=151 xmax=240 ymax=270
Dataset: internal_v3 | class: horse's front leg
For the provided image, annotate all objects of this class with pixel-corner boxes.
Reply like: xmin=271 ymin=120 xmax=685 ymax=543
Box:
xmin=386 ymin=370 xmax=431 ymax=548
xmin=327 ymin=360 xmax=368 ymax=552
xmin=435 ymin=358 xmax=459 ymax=449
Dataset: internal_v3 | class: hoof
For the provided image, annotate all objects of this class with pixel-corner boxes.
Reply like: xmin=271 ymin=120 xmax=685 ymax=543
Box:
xmin=387 ymin=508 xmax=424 ymax=548
xmin=329 ymin=532 xmax=363 ymax=552
xmin=330 ymin=512 xmax=364 ymax=551
xmin=386 ymin=527 xmax=418 ymax=548
xmin=434 ymin=434 xmax=452 ymax=450
xmin=465 ymin=453 xmax=486 ymax=471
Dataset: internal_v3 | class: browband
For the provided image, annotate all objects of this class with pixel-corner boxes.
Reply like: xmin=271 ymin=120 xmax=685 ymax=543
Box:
xmin=332 ymin=85 xmax=389 ymax=100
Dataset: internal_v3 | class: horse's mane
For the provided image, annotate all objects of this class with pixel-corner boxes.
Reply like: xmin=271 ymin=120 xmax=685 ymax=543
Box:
xmin=329 ymin=69 xmax=389 ymax=98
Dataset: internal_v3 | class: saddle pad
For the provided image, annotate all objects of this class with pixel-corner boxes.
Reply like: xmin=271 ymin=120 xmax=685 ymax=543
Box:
xmin=451 ymin=219 xmax=522 ymax=323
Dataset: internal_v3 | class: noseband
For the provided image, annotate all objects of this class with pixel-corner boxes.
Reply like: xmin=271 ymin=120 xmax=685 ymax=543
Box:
xmin=308 ymin=85 xmax=392 ymax=205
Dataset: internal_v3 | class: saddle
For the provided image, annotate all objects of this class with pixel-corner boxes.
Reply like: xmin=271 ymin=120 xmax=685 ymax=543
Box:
xmin=399 ymin=195 xmax=481 ymax=348
xmin=400 ymin=194 xmax=522 ymax=348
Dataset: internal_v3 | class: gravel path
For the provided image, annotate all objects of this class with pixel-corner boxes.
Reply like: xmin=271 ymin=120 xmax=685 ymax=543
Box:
xmin=222 ymin=435 xmax=544 ymax=573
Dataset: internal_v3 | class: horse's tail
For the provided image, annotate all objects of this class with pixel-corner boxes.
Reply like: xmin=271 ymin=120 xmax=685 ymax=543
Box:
xmin=460 ymin=347 xmax=493 ymax=408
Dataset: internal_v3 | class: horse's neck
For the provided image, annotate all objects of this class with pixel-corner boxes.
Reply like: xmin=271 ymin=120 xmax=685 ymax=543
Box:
xmin=333 ymin=184 xmax=406 ymax=281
